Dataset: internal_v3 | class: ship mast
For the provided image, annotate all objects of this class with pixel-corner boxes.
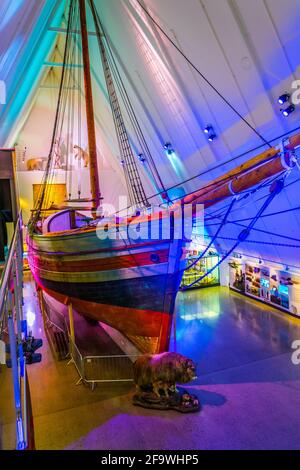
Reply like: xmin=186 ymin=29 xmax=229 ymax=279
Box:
xmin=89 ymin=0 xmax=150 ymax=209
xmin=79 ymin=0 xmax=101 ymax=213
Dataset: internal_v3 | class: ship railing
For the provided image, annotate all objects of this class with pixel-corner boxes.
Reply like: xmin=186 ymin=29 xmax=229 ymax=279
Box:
xmin=68 ymin=334 xmax=141 ymax=390
xmin=68 ymin=336 xmax=85 ymax=385
xmin=0 ymin=212 xmax=35 ymax=450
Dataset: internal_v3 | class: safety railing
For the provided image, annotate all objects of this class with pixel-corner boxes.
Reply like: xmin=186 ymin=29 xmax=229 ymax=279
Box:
xmin=38 ymin=292 xmax=142 ymax=390
xmin=68 ymin=335 xmax=141 ymax=390
xmin=41 ymin=294 xmax=69 ymax=335
xmin=0 ymin=213 xmax=34 ymax=450
xmin=69 ymin=337 xmax=85 ymax=385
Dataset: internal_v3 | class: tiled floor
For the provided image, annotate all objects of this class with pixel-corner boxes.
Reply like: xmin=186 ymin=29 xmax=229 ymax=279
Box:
xmin=1 ymin=277 xmax=300 ymax=450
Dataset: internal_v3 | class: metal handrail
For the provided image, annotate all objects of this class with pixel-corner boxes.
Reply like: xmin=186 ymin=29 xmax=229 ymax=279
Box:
xmin=0 ymin=212 xmax=33 ymax=450
xmin=0 ymin=214 xmax=22 ymax=314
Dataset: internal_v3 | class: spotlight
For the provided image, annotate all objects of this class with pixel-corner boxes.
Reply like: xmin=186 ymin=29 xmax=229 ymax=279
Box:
xmin=120 ymin=159 xmax=125 ymax=165
xmin=164 ymin=143 xmax=175 ymax=155
xmin=204 ymin=125 xmax=213 ymax=134
xmin=278 ymin=93 xmax=290 ymax=105
xmin=208 ymin=133 xmax=217 ymax=142
xmin=282 ymin=104 xmax=295 ymax=117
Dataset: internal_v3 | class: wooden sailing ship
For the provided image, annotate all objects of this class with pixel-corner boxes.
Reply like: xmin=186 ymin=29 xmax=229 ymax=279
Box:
xmin=27 ymin=0 xmax=300 ymax=354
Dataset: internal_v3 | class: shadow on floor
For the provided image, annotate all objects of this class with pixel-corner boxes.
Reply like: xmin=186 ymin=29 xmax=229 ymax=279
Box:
xmin=190 ymin=389 xmax=226 ymax=407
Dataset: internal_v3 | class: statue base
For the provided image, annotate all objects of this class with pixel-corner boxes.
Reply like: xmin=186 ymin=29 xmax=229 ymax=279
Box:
xmin=132 ymin=389 xmax=200 ymax=413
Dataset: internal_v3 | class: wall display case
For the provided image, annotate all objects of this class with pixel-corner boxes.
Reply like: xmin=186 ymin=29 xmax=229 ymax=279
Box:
xmin=181 ymin=252 xmax=220 ymax=289
xmin=229 ymin=260 xmax=245 ymax=292
xmin=229 ymin=259 xmax=300 ymax=317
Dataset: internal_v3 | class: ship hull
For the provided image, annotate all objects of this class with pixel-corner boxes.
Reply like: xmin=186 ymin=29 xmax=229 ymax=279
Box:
xmin=28 ymin=222 xmax=186 ymax=353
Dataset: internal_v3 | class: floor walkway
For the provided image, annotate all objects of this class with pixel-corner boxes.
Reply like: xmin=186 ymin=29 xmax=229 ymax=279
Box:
xmin=1 ymin=278 xmax=300 ymax=450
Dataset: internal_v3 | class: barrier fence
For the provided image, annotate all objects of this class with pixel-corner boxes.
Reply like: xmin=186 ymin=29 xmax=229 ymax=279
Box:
xmin=39 ymin=291 xmax=141 ymax=389
xmin=68 ymin=336 xmax=141 ymax=390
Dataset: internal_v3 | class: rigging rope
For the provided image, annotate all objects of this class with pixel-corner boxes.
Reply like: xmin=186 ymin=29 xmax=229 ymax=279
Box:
xmin=190 ymin=239 xmax=300 ymax=272
xmin=127 ymin=126 xmax=300 ymax=209
xmin=204 ymin=172 xmax=284 ymax=222
xmin=105 ymin=45 xmax=167 ymax=200
xmin=102 ymin=25 xmax=168 ymax=199
xmin=45 ymin=6 xmax=77 ymax=210
xmin=29 ymin=0 xmax=75 ymax=229
xmin=205 ymin=173 xmax=300 ymax=221
xmin=203 ymin=235 xmax=300 ymax=249
xmin=183 ymin=196 xmax=237 ymax=273
xmin=136 ymin=0 xmax=271 ymax=149
xmin=206 ymin=216 xmax=300 ymax=244
xmin=89 ymin=0 xmax=150 ymax=208
xmin=181 ymin=178 xmax=285 ymax=290
xmin=103 ymin=151 xmax=280 ymax=219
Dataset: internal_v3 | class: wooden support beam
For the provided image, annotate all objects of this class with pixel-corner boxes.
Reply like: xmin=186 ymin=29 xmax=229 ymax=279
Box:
xmin=68 ymin=303 xmax=75 ymax=343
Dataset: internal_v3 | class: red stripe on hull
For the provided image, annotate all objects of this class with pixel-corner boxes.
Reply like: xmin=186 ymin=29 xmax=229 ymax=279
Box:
xmin=32 ymin=248 xmax=169 ymax=272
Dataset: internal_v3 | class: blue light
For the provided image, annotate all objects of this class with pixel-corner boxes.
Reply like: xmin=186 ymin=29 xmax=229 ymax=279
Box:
xmin=282 ymin=105 xmax=295 ymax=117
xmin=204 ymin=125 xmax=213 ymax=134
xmin=279 ymin=284 xmax=289 ymax=296
xmin=260 ymin=278 xmax=269 ymax=288
xmin=278 ymin=93 xmax=290 ymax=105
xmin=203 ymin=125 xmax=217 ymax=142
xmin=163 ymin=142 xmax=175 ymax=155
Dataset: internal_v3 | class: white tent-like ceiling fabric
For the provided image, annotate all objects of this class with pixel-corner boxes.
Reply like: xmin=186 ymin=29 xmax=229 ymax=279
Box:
xmin=0 ymin=0 xmax=300 ymax=268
